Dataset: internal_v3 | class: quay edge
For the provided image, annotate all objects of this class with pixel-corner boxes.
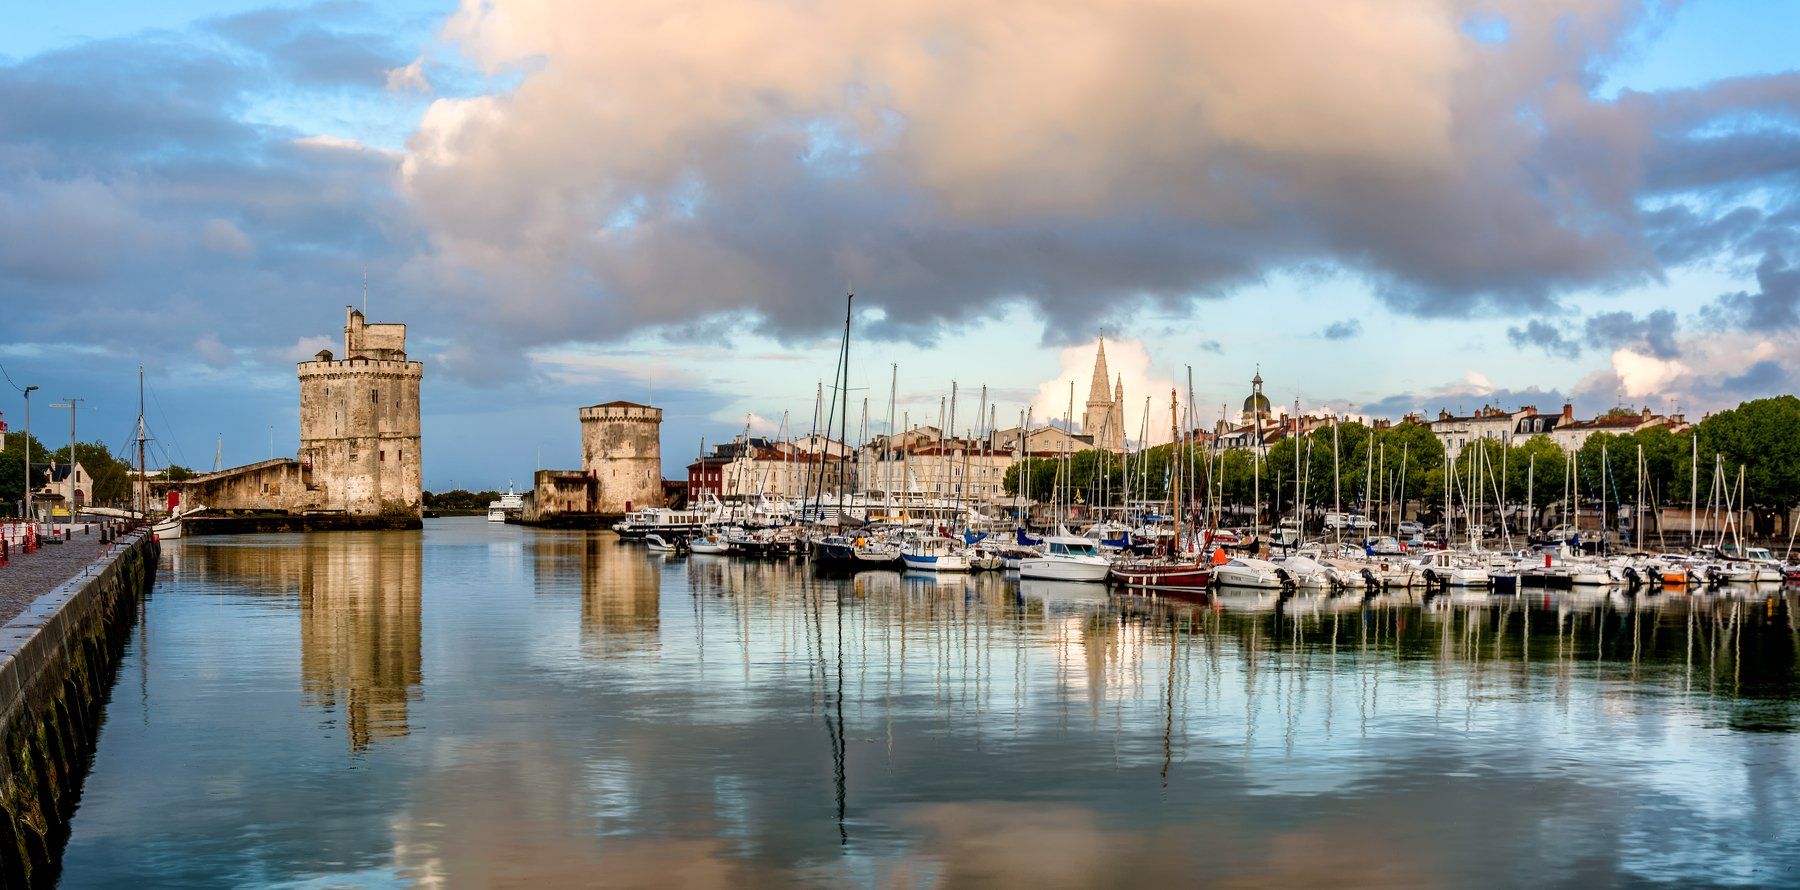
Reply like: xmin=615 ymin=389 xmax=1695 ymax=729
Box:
xmin=0 ymin=530 xmax=159 ymax=886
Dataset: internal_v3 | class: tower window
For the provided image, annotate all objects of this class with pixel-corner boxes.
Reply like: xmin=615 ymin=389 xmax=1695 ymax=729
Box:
xmin=370 ymin=388 xmax=378 ymax=403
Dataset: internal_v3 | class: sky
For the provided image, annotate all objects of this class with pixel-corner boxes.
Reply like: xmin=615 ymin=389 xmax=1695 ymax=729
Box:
xmin=1 ymin=0 xmax=1798 ymax=490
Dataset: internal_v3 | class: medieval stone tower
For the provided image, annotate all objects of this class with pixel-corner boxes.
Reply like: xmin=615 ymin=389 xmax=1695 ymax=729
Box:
xmin=297 ymin=307 xmax=424 ymax=518
xmin=579 ymin=401 xmax=664 ymax=513
xmin=1082 ymin=339 xmax=1126 ymax=452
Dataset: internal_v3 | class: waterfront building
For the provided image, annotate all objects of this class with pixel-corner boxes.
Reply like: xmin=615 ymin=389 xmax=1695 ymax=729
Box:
xmin=297 ymin=307 xmax=425 ymax=518
xmin=173 ymin=306 xmax=425 ymax=526
xmin=521 ymin=400 xmax=668 ymax=523
xmin=579 ymin=401 xmax=665 ymax=513
xmin=1430 ymin=404 xmax=1538 ymax=459
xmin=29 ymin=461 xmax=92 ymax=510
xmin=1547 ymin=406 xmax=1690 ymax=451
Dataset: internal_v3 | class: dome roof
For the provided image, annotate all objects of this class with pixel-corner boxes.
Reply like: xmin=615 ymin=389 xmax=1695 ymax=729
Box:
xmin=1243 ymin=392 xmax=1271 ymax=414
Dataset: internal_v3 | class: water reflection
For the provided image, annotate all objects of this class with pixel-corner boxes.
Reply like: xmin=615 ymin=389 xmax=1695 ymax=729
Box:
xmin=60 ymin=522 xmax=1800 ymax=886
xmin=298 ymin=534 xmax=422 ymax=750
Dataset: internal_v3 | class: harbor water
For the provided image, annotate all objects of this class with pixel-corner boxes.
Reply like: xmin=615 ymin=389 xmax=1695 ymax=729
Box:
xmin=61 ymin=518 xmax=1800 ymax=886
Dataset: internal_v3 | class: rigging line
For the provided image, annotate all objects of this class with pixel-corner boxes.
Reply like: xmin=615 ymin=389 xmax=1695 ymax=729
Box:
xmin=0 ymin=362 xmax=27 ymax=394
xmin=147 ymin=385 xmax=191 ymax=468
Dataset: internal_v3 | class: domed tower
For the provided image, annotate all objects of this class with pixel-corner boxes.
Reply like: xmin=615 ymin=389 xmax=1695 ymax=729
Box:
xmin=579 ymin=401 xmax=664 ymax=513
xmin=1240 ymin=367 xmax=1272 ymax=425
xmin=297 ymin=307 xmax=424 ymax=519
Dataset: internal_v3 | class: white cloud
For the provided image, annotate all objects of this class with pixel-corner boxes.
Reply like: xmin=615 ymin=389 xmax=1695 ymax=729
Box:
xmin=385 ymin=56 xmax=431 ymax=93
xmin=1031 ymin=338 xmax=1177 ymax=444
xmin=1610 ymin=348 xmax=1686 ymax=399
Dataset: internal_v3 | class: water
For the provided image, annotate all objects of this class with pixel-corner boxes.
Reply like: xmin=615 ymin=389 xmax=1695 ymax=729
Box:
xmin=60 ymin=518 xmax=1800 ymax=887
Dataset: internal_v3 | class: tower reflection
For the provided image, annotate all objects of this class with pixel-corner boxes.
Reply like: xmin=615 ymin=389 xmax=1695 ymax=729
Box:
xmin=298 ymin=533 xmax=424 ymax=751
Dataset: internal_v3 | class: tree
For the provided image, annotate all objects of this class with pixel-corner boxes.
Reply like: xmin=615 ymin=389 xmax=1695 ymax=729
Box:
xmin=0 ymin=431 xmax=51 ymax=515
xmin=48 ymin=442 xmax=135 ymax=505
xmin=1697 ymin=396 xmax=1800 ymax=534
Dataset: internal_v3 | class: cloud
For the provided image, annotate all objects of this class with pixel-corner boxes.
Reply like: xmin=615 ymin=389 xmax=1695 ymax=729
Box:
xmin=388 ymin=0 xmax=1800 ymax=350
xmin=200 ymin=218 xmax=253 ymax=255
xmin=1320 ymin=319 xmax=1362 ymax=341
xmin=1610 ymin=348 xmax=1686 ymax=398
xmin=1507 ymin=308 xmax=1681 ymax=359
xmin=1506 ymin=318 xmax=1581 ymax=359
xmin=385 ymin=56 xmax=431 ymax=93
xmin=1031 ymin=338 xmax=1176 ymax=443
xmin=1709 ymin=250 xmax=1800 ymax=330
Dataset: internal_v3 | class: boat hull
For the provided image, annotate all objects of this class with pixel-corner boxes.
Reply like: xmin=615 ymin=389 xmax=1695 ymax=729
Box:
xmin=1018 ymin=557 xmax=1111 ymax=582
xmin=901 ymin=553 xmax=970 ymax=573
xmin=1109 ymin=563 xmax=1212 ymax=591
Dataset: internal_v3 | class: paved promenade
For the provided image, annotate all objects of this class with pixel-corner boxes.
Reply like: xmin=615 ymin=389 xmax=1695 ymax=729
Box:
xmin=0 ymin=527 xmax=128 ymax=625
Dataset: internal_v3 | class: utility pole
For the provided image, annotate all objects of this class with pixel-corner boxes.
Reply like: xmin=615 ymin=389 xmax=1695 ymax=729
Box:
xmin=49 ymin=397 xmax=82 ymax=513
xmin=22 ymin=385 xmax=39 ymax=520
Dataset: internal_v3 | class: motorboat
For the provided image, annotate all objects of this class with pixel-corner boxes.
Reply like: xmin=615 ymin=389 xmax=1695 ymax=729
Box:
xmin=1017 ymin=535 xmax=1111 ymax=582
xmin=689 ymin=533 xmax=733 ymax=555
xmin=901 ymin=536 xmax=971 ymax=573
xmin=1274 ymin=554 xmax=1336 ymax=589
xmin=1212 ymin=556 xmax=1286 ymax=589
xmin=813 ymin=533 xmax=858 ymax=566
xmin=1413 ymin=550 xmax=1490 ymax=587
xmin=643 ymin=533 xmax=686 ymax=553
xmin=965 ymin=542 xmax=1007 ymax=572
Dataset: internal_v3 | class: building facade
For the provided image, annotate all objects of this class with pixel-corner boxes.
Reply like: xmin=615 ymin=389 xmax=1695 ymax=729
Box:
xmin=296 ymin=307 xmax=424 ymax=518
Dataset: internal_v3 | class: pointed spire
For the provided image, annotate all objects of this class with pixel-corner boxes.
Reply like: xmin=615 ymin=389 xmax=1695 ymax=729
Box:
xmin=1087 ymin=338 xmax=1112 ymax=405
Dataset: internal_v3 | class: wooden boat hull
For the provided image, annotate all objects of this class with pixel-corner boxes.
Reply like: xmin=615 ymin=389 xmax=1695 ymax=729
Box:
xmin=1109 ymin=563 xmax=1213 ymax=591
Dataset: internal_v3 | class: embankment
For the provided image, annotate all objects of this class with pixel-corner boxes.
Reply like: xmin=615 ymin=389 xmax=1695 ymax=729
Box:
xmin=0 ymin=530 xmax=158 ymax=886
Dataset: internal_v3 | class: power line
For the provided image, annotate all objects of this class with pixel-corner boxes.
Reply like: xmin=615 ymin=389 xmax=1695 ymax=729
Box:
xmin=0 ymin=362 xmax=26 ymax=394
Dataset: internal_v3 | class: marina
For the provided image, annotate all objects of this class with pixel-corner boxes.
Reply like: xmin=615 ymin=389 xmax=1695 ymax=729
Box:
xmin=54 ymin=519 xmax=1800 ymax=885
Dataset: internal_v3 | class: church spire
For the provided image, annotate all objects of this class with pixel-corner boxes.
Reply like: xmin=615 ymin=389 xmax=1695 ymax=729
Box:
xmin=1087 ymin=338 xmax=1112 ymax=405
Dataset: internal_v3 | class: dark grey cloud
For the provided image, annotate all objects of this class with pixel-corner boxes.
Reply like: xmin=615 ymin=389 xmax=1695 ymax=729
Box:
xmin=1721 ymin=360 xmax=1790 ymax=396
xmin=1320 ymin=319 xmax=1361 ymax=341
xmin=1583 ymin=309 xmax=1681 ymax=358
xmin=1709 ymin=250 xmax=1800 ymax=330
xmin=1506 ymin=309 xmax=1681 ymax=359
xmin=1506 ymin=319 xmax=1581 ymax=359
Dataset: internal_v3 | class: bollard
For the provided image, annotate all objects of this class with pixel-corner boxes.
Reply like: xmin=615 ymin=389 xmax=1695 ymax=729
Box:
xmin=0 ymin=538 xmax=8 ymax=567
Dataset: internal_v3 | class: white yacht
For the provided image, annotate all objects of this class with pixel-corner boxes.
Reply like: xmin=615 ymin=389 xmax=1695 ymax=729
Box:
xmin=1017 ymin=536 xmax=1111 ymax=582
xmin=1414 ymin=550 xmax=1491 ymax=587
xmin=1213 ymin=556 xmax=1285 ymax=589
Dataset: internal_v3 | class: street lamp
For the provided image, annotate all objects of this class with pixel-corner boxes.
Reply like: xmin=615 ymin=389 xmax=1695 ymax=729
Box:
xmin=22 ymin=385 xmax=38 ymax=520
xmin=50 ymin=397 xmax=82 ymax=517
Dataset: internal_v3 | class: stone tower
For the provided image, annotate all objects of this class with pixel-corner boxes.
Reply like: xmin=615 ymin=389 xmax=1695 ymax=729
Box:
xmin=1082 ymin=339 xmax=1126 ymax=452
xmin=297 ymin=307 xmax=424 ymax=518
xmin=579 ymin=401 xmax=664 ymax=513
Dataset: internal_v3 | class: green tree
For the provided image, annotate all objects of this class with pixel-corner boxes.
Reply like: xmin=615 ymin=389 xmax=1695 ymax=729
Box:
xmin=0 ymin=431 xmax=51 ymax=515
xmin=1697 ymin=396 xmax=1800 ymax=534
xmin=48 ymin=441 xmax=135 ymax=504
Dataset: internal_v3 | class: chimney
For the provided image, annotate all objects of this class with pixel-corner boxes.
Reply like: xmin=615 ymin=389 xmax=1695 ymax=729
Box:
xmin=1561 ymin=403 xmax=1573 ymax=420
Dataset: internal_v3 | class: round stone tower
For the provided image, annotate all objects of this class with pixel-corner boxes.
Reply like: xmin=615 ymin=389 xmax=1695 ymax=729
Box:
xmin=579 ymin=401 xmax=663 ymax=513
xmin=296 ymin=307 xmax=424 ymax=519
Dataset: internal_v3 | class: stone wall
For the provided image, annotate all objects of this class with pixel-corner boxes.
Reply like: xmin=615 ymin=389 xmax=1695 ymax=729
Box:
xmin=579 ymin=403 xmax=663 ymax=514
xmin=0 ymin=530 xmax=158 ymax=885
xmin=174 ymin=459 xmax=322 ymax=514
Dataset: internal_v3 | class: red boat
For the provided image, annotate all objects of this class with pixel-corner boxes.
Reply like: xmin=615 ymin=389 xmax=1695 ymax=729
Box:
xmin=1109 ymin=560 xmax=1213 ymax=591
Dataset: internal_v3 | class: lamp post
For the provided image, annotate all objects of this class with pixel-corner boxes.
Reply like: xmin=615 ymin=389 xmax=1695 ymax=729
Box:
xmin=22 ymin=385 xmax=38 ymax=520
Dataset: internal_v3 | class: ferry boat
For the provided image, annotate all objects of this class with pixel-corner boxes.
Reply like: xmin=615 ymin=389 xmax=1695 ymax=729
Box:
xmin=487 ymin=484 xmax=525 ymax=522
xmin=613 ymin=506 xmax=709 ymax=539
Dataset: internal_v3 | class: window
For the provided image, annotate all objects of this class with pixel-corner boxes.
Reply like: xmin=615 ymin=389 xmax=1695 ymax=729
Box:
xmin=370 ymin=388 xmax=378 ymax=403
xmin=380 ymin=450 xmax=385 ymax=462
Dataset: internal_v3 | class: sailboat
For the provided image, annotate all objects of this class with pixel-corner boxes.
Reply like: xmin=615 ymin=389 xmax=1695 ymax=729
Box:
xmin=1109 ymin=391 xmax=1213 ymax=591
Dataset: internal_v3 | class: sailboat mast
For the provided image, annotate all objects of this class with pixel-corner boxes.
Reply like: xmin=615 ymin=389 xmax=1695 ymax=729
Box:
xmin=136 ymin=364 xmax=147 ymax=519
xmin=837 ymin=292 xmax=852 ymax=522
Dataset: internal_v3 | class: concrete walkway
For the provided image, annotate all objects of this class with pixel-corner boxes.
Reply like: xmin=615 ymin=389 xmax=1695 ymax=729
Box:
xmin=0 ymin=528 xmax=126 ymax=625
